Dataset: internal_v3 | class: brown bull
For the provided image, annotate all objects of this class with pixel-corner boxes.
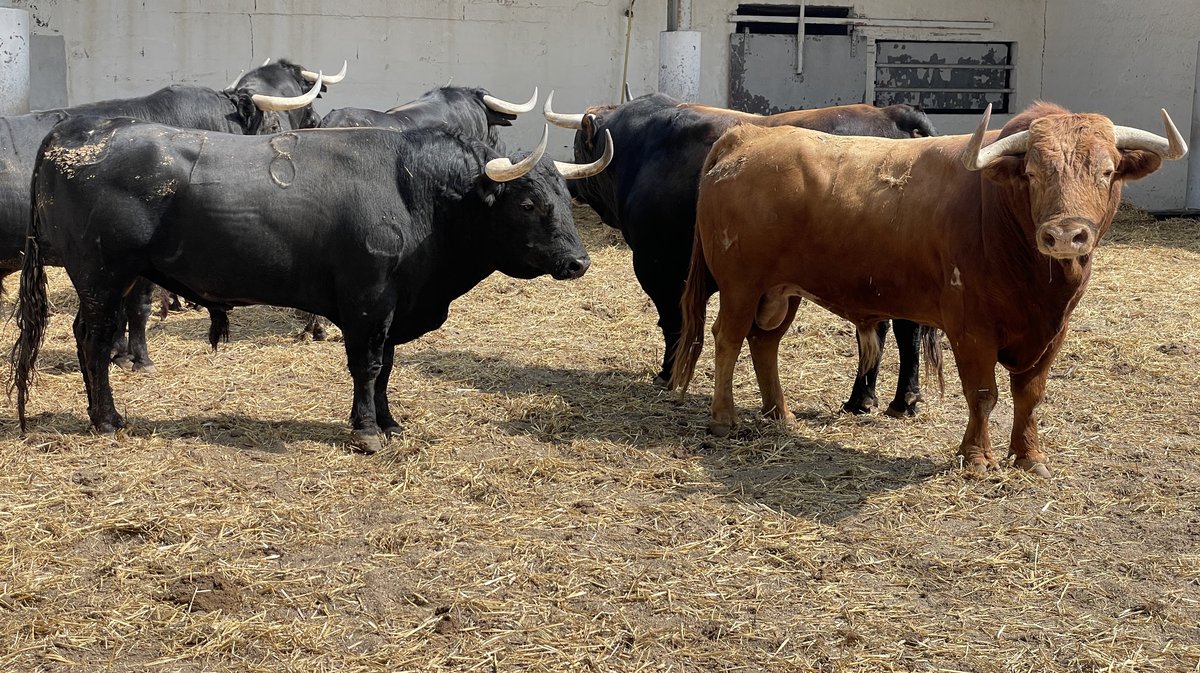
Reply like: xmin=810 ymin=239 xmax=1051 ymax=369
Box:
xmin=670 ymin=102 xmax=1187 ymax=475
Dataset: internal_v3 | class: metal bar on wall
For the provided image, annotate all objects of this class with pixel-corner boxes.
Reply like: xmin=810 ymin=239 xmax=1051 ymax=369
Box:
xmin=795 ymin=0 xmax=805 ymax=75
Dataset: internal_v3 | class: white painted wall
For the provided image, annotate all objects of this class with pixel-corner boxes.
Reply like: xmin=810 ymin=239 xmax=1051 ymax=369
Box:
xmin=7 ymin=0 xmax=1199 ymax=207
xmin=1041 ymin=0 xmax=1198 ymax=210
xmin=6 ymin=0 xmax=663 ymax=160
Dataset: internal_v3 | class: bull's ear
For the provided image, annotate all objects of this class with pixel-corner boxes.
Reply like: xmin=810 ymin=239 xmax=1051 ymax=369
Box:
xmin=1116 ymin=149 xmax=1163 ymax=182
xmin=232 ymin=92 xmax=265 ymax=133
xmin=485 ymin=109 xmax=516 ymax=127
xmin=475 ymin=176 xmax=502 ymax=207
xmin=981 ymin=156 xmax=1025 ymax=186
xmin=581 ymin=113 xmax=598 ymax=151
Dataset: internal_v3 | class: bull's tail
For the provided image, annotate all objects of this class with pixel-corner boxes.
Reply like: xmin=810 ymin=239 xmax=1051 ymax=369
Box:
xmin=668 ymin=223 xmax=709 ymax=393
xmin=920 ymin=324 xmax=945 ymax=397
xmin=856 ymin=324 xmax=883 ymax=377
xmin=9 ymin=187 xmax=51 ymax=433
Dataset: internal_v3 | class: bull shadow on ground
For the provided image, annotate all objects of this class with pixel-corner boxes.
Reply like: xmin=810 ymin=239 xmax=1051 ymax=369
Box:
xmin=406 ymin=349 xmax=943 ymax=522
xmin=14 ymin=410 xmax=348 ymax=455
xmin=151 ymin=307 xmax=322 ymax=345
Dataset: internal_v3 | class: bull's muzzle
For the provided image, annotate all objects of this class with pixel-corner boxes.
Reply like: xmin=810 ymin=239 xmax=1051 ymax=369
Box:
xmin=554 ymin=256 xmax=591 ymax=280
xmin=1037 ymin=218 xmax=1096 ymax=259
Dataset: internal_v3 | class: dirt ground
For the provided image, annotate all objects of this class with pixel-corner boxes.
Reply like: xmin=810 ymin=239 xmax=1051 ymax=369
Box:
xmin=0 ymin=204 xmax=1197 ymax=672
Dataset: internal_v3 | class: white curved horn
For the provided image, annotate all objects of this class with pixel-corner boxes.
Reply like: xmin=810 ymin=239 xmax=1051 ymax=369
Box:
xmin=224 ymin=69 xmax=245 ymax=91
xmin=484 ymin=125 xmax=549 ymax=182
xmin=252 ymin=72 xmax=322 ymax=111
xmin=961 ymin=104 xmax=1030 ymax=171
xmin=483 ymin=87 xmax=538 ymax=115
xmin=1113 ymin=109 xmax=1188 ymax=160
xmin=543 ymin=90 xmax=584 ymax=129
xmin=555 ymin=129 xmax=614 ymax=180
xmin=262 ymin=57 xmax=272 ymax=66
xmin=302 ymin=60 xmax=347 ymax=85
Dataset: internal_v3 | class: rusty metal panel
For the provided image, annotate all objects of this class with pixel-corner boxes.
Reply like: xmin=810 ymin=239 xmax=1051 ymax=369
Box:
xmin=874 ymin=41 xmax=1012 ymax=113
xmin=729 ymin=32 xmax=866 ymax=113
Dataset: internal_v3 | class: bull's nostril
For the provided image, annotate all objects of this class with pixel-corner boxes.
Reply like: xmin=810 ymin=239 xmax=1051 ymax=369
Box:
xmin=1041 ymin=233 xmax=1057 ymax=249
xmin=1072 ymin=230 xmax=1089 ymax=246
xmin=570 ymin=257 xmax=592 ymax=276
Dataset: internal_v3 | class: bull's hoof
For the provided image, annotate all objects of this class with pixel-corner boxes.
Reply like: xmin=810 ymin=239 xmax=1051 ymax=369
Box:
xmin=112 ymin=355 xmax=134 ymax=370
xmin=652 ymin=374 xmax=670 ymax=388
xmin=959 ymin=449 xmax=999 ymax=476
xmin=884 ymin=400 xmax=919 ymax=418
xmin=763 ymin=407 xmax=796 ymax=426
xmin=350 ymin=431 xmax=383 ymax=455
xmin=311 ymin=326 xmax=328 ymax=341
xmin=841 ymin=395 xmax=877 ymax=415
xmin=380 ymin=423 xmax=403 ymax=439
xmin=132 ymin=362 xmax=158 ymax=375
xmin=707 ymin=420 xmax=733 ymax=437
xmin=1014 ymin=457 xmax=1052 ymax=478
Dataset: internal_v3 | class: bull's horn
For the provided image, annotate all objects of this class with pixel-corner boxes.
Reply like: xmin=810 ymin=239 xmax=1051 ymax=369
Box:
xmin=1113 ymin=109 xmax=1188 ymax=160
xmin=623 ymin=82 xmax=632 ymax=103
xmin=555 ymin=129 xmax=614 ymax=180
xmin=225 ymin=69 xmax=245 ymax=91
xmin=961 ymin=104 xmax=1029 ymax=171
xmin=484 ymin=125 xmax=549 ymax=182
xmin=263 ymin=57 xmax=272 ymax=66
xmin=543 ymin=90 xmax=584 ymax=129
xmin=483 ymin=87 xmax=538 ymax=116
xmin=252 ymin=73 xmax=322 ymax=111
xmin=302 ymin=60 xmax=347 ymax=85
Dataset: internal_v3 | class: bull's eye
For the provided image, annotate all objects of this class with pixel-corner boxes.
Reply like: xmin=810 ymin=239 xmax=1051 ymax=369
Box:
xmin=521 ymin=199 xmax=535 ymax=211
xmin=1101 ymin=169 xmax=1115 ymax=179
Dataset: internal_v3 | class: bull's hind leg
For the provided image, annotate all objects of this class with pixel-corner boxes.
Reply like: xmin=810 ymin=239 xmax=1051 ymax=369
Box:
xmin=708 ymin=292 xmax=759 ymax=437
xmin=884 ymin=319 xmax=923 ymax=418
xmin=750 ymin=293 xmax=800 ymax=425
xmin=76 ymin=295 xmax=128 ymax=434
xmin=844 ymin=321 xmax=889 ymax=414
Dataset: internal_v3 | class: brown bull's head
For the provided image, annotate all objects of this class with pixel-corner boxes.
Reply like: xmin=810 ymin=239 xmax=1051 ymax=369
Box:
xmin=961 ymin=103 xmax=1187 ymax=259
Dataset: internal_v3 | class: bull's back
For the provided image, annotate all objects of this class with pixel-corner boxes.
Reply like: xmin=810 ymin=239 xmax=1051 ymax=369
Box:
xmin=697 ymin=126 xmax=961 ymax=321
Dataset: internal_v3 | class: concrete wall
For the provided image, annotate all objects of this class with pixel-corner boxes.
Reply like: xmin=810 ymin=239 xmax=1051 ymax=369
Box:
xmin=1041 ymin=0 xmax=1198 ymax=210
xmin=6 ymin=0 xmax=1199 ymax=207
xmin=5 ymin=0 xmax=664 ymax=160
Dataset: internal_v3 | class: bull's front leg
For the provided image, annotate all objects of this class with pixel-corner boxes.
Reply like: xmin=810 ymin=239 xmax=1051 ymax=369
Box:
xmin=1006 ymin=332 xmax=1067 ymax=478
xmin=374 ymin=344 xmax=401 ymax=437
xmin=119 ymin=278 xmax=158 ymax=373
xmin=952 ymin=345 xmax=1000 ymax=474
xmin=343 ymin=326 xmax=389 ymax=454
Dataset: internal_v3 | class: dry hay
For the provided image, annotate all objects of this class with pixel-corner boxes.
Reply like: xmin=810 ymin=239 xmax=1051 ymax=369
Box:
xmin=0 ymin=203 xmax=1197 ymax=672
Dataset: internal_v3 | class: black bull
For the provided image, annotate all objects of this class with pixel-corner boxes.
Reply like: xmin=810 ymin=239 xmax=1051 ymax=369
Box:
xmin=321 ymin=86 xmax=530 ymax=151
xmin=291 ymin=85 xmax=535 ymax=341
xmin=0 ymin=60 xmax=328 ymax=371
xmin=561 ymin=93 xmax=938 ymax=417
xmin=13 ymin=118 xmax=595 ymax=454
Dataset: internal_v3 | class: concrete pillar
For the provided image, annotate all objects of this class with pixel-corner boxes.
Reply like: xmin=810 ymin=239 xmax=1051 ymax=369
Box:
xmin=659 ymin=30 xmax=701 ymax=102
xmin=1187 ymin=41 xmax=1200 ymax=209
xmin=0 ymin=7 xmax=30 ymax=115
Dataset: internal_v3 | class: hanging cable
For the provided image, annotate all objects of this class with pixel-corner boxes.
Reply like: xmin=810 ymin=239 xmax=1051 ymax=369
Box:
xmin=619 ymin=0 xmax=636 ymax=103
